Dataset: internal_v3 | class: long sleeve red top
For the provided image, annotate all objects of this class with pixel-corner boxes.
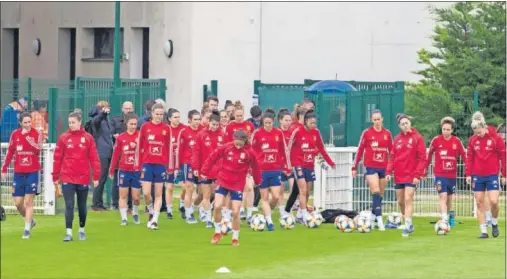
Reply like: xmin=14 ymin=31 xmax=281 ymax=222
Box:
xmin=287 ymin=127 xmax=335 ymax=170
xmin=109 ymin=131 xmax=139 ymax=176
xmin=191 ymin=128 xmax=226 ymax=177
xmin=175 ymin=126 xmax=200 ymax=169
xmin=425 ymin=135 xmax=466 ymax=178
xmin=386 ymin=129 xmax=426 ymax=184
xmin=352 ymin=126 xmax=393 ymax=171
xmin=135 ymin=121 xmax=174 ymax=172
xmin=2 ymin=128 xmax=43 ymax=174
xmin=465 ymin=133 xmax=506 ymax=177
xmin=201 ymin=142 xmax=262 ymax=191
xmin=251 ymin=127 xmax=290 ymax=171
xmin=52 ymin=128 xmax=101 ymax=185
xmin=224 ymin=121 xmax=255 ymax=143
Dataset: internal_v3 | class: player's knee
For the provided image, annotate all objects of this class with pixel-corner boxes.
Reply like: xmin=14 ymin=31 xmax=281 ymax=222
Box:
xmin=489 ymin=198 xmax=499 ymax=207
xmin=404 ymin=196 xmax=413 ymax=204
xmin=24 ymin=199 xmax=33 ymax=208
xmin=231 ymin=209 xmax=240 ymax=219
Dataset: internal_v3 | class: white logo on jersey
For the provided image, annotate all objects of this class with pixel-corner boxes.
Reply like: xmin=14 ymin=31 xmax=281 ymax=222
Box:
xmin=440 ymin=150 xmax=447 ymax=156
xmin=408 ymin=138 xmax=413 ymax=144
xmin=148 ymin=134 xmax=155 ymax=141
xmin=218 ymin=136 xmax=223 ymax=142
xmin=371 ymin=141 xmax=378 ymax=148
xmin=240 ymin=153 xmax=246 ymax=159
xmin=301 ymin=143 xmax=309 ymax=149
xmin=189 ymin=140 xmax=196 ymax=146
xmin=262 ymin=143 xmax=270 ymax=150
xmin=16 ymin=145 xmax=23 ymax=151
xmin=81 ymin=137 xmax=85 ymax=143
xmin=123 ymin=145 xmax=129 ymax=151
xmin=487 ymin=140 xmax=492 ymax=146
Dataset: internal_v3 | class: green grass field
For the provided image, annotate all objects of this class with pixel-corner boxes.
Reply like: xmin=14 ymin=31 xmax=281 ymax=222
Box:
xmin=1 ymin=207 xmax=505 ymax=279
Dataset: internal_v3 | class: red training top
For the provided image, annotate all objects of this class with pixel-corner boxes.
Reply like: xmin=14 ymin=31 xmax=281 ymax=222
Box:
xmin=192 ymin=128 xmax=226 ymax=178
xmin=352 ymin=126 xmax=393 ymax=171
xmin=425 ymin=135 xmax=466 ymax=178
xmin=175 ymin=126 xmax=200 ymax=169
xmin=287 ymin=127 xmax=335 ymax=170
xmin=109 ymin=130 xmax=140 ymax=176
xmin=135 ymin=121 xmax=174 ymax=172
xmin=2 ymin=128 xmax=43 ymax=174
xmin=251 ymin=127 xmax=290 ymax=172
xmin=386 ymin=128 xmax=426 ymax=184
xmin=465 ymin=133 xmax=506 ymax=177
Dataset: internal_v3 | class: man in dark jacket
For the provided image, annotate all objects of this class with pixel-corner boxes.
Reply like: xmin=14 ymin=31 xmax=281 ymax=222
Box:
xmin=89 ymin=102 xmax=114 ymax=211
xmin=109 ymin=101 xmax=134 ymax=210
xmin=247 ymin=105 xmax=262 ymax=129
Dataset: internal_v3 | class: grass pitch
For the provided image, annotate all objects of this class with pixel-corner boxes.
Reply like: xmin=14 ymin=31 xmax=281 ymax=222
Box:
xmin=1 ymin=207 xmax=505 ymax=279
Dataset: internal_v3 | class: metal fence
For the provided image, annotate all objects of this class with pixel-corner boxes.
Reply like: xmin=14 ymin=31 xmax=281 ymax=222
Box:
xmin=314 ymin=147 xmax=505 ymax=218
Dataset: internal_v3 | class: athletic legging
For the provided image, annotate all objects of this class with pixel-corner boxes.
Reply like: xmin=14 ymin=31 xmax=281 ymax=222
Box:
xmin=284 ymin=180 xmax=299 ymax=213
xmin=63 ymin=184 xmax=88 ymax=229
xmin=253 ymin=187 xmax=261 ymax=207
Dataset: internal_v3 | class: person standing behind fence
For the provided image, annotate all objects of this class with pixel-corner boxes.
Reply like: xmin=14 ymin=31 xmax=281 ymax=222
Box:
xmin=1 ymin=96 xmax=28 ymax=142
xmin=88 ymin=101 xmax=114 ymax=211
xmin=30 ymin=100 xmax=48 ymax=142
xmin=109 ymin=101 xmax=134 ymax=211
xmin=52 ymin=111 xmax=101 ymax=242
xmin=386 ymin=113 xmax=426 ymax=238
xmin=425 ymin=116 xmax=466 ymax=227
xmin=351 ymin=109 xmax=392 ymax=231
xmin=465 ymin=112 xmax=506 ymax=239
xmin=1 ymin=112 xmax=43 ymax=239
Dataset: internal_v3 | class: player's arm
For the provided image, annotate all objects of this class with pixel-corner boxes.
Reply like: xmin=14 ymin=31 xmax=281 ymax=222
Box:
xmin=414 ymin=135 xmax=427 ymax=179
xmin=88 ymin=137 xmax=102 ymax=185
xmin=465 ymin=138 xmax=474 ymax=179
xmin=191 ymin=133 xmax=202 ymax=173
xmin=279 ymin=131 xmax=291 ymax=171
xmin=352 ymin=129 xmax=367 ymax=171
xmin=134 ymin=126 xmax=145 ymax=168
xmin=249 ymin=149 xmax=262 ymax=186
xmin=52 ymin=136 xmax=65 ymax=183
xmin=201 ymin=145 xmax=225 ymax=178
xmin=386 ymin=139 xmax=397 ymax=178
xmin=175 ymin=129 xmax=185 ymax=171
xmin=315 ymin=130 xmax=335 ymax=167
xmin=496 ymin=136 xmax=506 ymax=177
xmin=1 ymin=133 xmax=16 ymax=175
xmin=425 ymin=137 xmax=436 ymax=171
xmin=109 ymin=139 xmax=122 ymax=177
xmin=166 ymin=126 xmax=174 ymax=173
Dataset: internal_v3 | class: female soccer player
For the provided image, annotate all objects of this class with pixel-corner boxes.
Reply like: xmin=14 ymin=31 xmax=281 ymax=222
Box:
xmin=425 ymin=116 xmax=466 ymax=224
xmin=288 ymin=110 xmax=336 ymax=224
xmin=465 ymin=112 xmax=506 ymax=238
xmin=192 ymin=110 xmax=225 ymax=228
xmin=220 ymin=110 xmax=229 ymax=133
xmin=175 ymin=110 xmax=201 ymax=224
xmin=1 ymin=112 xmax=43 ymax=239
xmin=202 ymin=130 xmax=261 ymax=246
xmin=278 ymin=108 xmax=294 ymax=215
xmin=351 ymin=109 xmax=392 ymax=231
xmin=135 ymin=103 xmax=173 ymax=230
xmin=109 ymin=113 xmax=142 ymax=225
xmin=385 ymin=113 xmax=426 ymax=237
xmin=165 ymin=108 xmax=187 ymax=219
xmin=224 ymin=101 xmax=256 ymax=221
xmin=251 ymin=109 xmax=289 ymax=230
xmin=52 ymin=111 xmax=101 ymax=241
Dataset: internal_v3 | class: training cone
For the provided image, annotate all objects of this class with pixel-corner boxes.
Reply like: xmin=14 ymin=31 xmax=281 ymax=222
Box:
xmin=216 ymin=267 xmax=231 ymax=273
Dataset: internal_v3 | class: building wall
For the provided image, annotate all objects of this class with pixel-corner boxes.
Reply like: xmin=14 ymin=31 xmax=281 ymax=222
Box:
xmin=1 ymin=2 xmax=452 ymax=114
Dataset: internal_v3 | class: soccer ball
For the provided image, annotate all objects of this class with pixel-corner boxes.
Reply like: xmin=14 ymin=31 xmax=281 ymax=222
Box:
xmin=250 ymin=214 xmax=266 ymax=232
xmin=387 ymin=212 xmax=402 ymax=227
xmin=434 ymin=220 xmax=450 ymax=235
xmin=304 ymin=214 xmax=319 ymax=228
xmin=220 ymin=219 xmax=232 ymax=235
xmin=335 ymin=215 xmax=355 ymax=232
xmin=356 ymin=216 xmax=373 ymax=233
xmin=312 ymin=212 xmax=324 ymax=226
xmin=279 ymin=215 xmax=295 ymax=230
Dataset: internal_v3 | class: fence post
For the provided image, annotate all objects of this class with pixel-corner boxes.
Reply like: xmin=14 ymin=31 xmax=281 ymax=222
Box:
xmin=345 ymin=91 xmax=352 ymax=146
xmin=74 ymin=77 xmax=81 ymax=90
xmin=27 ymin=77 xmax=32 ymax=111
xmin=158 ymin=79 xmax=166 ymax=100
xmin=473 ymin=91 xmax=479 ymax=111
xmin=202 ymin=84 xmax=208 ymax=102
xmin=253 ymin=80 xmax=261 ymax=96
xmin=48 ymin=88 xmax=59 ymax=143
xmin=211 ymin=80 xmax=218 ymax=96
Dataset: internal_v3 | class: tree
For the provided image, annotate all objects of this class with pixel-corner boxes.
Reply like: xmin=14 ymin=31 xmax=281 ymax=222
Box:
xmin=407 ymin=2 xmax=506 ymax=142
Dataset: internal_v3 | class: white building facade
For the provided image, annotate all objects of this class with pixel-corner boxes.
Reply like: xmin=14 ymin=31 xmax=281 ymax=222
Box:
xmin=1 ymin=1 xmax=450 ymax=114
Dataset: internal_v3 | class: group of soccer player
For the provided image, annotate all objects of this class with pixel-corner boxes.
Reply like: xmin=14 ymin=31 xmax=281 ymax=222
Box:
xmin=352 ymin=110 xmax=505 ymax=238
xmin=1 ymin=95 xmax=505 ymax=243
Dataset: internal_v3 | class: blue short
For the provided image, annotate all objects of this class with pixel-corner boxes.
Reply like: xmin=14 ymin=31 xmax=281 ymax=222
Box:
xmin=281 ymin=173 xmax=294 ymax=182
xmin=140 ymin=163 xmax=166 ymax=183
xmin=166 ymin=173 xmax=175 ymax=184
xmin=178 ymin=164 xmax=198 ymax=184
xmin=260 ymin=171 xmax=282 ymax=189
xmin=293 ymin=167 xmax=315 ymax=182
xmin=12 ymin=172 xmax=40 ymax=197
xmin=472 ymin=175 xmax=500 ymax=192
xmin=215 ymin=186 xmax=243 ymax=201
xmin=394 ymin=183 xmax=416 ymax=190
xmin=117 ymin=170 xmax=141 ymax=189
xmin=365 ymin=167 xmax=386 ymax=179
xmin=434 ymin=177 xmax=456 ymax=194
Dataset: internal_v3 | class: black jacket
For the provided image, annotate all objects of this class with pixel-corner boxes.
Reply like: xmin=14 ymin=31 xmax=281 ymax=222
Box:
xmin=89 ymin=107 xmax=114 ymax=158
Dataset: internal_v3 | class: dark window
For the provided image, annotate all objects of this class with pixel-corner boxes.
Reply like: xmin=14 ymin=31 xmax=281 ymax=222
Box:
xmin=94 ymin=28 xmax=123 ymax=59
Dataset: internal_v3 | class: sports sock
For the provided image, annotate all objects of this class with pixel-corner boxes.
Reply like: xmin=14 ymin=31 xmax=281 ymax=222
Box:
xmin=24 ymin=222 xmax=31 ymax=231
xmin=214 ymin=222 xmax=221 ymax=233
xmin=247 ymin=207 xmax=254 ymax=217
xmin=405 ymin=217 xmax=412 ymax=228
xmin=485 ymin=211 xmax=492 ymax=221
xmin=302 ymin=208 xmax=309 ymax=218
xmin=66 ymin=228 xmax=72 ymax=235
xmin=296 ymin=208 xmax=303 ymax=218
xmin=166 ymin=204 xmax=172 ymax=213
xmin=480 ymin=224 xmax=487 ymax=234
xmin=492 ymin=218 xmax=498 ymax=225
xmin=265 ymin=215 xmax=273 ymax=224
xmin=152 ymin=212 xmax=160 ymax=223
xmin=120 ymin=208 xmax=128 ymax=220
xmin=78 ymin=227 xmax=85 ymax=233
xmin=179 ymin=199 xmax=184 ymax=208
xmin=185 ymin=207 xmax=192 ymax=219
xmin=376 ymin=216 xmax=384 ymax=227
xmin=232 ymin=230 xmax=239 ymax=240
xmin=278 ymin=205 xmax=285 ymax=216
xmin=372 ymin=193 xmax=382 ymax=217
xmin=206 ymin=210 xmax=212 ymax=222
xmin=132 ymin=205 xmax=139 ymax=215
xmin=442 ymin=212 xmax=448 ymax=221
xmin=147 ymin=204 xmax=154 ymax=215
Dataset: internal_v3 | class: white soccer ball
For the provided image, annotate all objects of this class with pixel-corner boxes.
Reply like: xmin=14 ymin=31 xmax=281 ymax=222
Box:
xmin=250 ymin=214 xmax=266 ymax=232
xmin=279 ymin=214 xmax=296 ymax=230
xmin=356 ymin=216 xmax=373 ymax=233
xmin=220 ymin=219 xmax=232 ymax=235
xmin=305 ymin=214 xmax=319 ymax=228
xmin=387 ymin=212 xmax=403 ymax=227
xmin=434 ymin=220 xmax=450 ymax=235
xmin=312 ymin=212 xmax=324 ymax=226
xmin=335 ymin=215 xmax=355 ymax=233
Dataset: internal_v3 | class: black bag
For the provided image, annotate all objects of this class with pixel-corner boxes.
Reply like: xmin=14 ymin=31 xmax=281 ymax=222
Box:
xmin=0 ymin=206 xmax=6 ymax=222
xmin=321 ymin=208 xmax=359 ymax=223
xmin=84 ymin=119 xmax=94 ymax=136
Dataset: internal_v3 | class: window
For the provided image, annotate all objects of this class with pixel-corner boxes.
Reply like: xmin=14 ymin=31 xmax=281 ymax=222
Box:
xmin=93 ymin=28 xmax=123 ymax=59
